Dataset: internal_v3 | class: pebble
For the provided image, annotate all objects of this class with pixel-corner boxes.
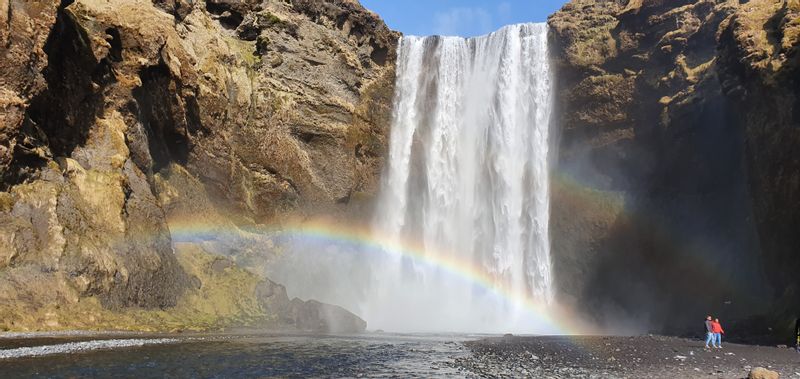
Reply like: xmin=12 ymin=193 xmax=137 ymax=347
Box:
xmin=0 ymin=338 xmax=179 ymax=359
xmin=454 ymin=335 xmax=798 ymax=377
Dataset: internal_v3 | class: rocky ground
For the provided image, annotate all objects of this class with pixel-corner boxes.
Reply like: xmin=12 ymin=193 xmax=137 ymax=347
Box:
xmin=453 ymin=335 xmax=800 ymax=378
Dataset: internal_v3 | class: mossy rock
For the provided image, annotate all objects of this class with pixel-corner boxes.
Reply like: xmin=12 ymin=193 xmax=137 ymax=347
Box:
xmin=0 ymin=192 xmax=14 ymax=212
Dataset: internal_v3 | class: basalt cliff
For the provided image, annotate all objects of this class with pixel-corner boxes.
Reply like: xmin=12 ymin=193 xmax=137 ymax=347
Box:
xmin=0 ymin=0 xmax=395 ymax=332
xmin=0 ymin=0 xmax=798 ymax=340
xmin=549 ymin=0 xmax=799 ymax=340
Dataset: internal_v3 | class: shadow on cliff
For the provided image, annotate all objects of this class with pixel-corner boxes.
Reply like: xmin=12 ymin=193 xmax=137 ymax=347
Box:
xmin=573 ymin=205 xmax=769 ymax=333
xmin=3 ymin=4 xmax=106 ymax=189
xmin=544 ymin=0 xmax=800 ymax=342
xmin=552 ymin=88 xmax=773 ymax=340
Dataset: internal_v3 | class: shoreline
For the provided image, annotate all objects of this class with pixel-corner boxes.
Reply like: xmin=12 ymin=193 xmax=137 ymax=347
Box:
xmin=454 ymin=335 xmax=800 ymax=378
xmin=1 ymin=333 xmax=797 ymax=377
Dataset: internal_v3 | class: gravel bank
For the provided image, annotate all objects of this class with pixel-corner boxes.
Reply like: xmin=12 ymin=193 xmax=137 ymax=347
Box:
xmin=0 ymin=338 xmax=180 ymax=359
xmin=452 ymin=335 xmax=800 ymax=378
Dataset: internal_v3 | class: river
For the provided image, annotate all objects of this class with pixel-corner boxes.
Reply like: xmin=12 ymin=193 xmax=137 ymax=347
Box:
xmin=0 ymin=332 xmax=471 ymax=378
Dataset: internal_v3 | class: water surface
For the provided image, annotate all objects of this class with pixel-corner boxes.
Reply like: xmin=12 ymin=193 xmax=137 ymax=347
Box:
xmin=0 ymin=333 xmax=472 ymax=378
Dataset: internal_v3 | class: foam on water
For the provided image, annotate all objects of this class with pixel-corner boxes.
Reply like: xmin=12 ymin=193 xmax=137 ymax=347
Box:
xmin=0 ymin=338 xmax=179 ymax=359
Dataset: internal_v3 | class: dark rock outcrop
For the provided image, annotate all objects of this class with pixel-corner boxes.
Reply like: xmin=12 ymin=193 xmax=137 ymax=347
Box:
xmin=287 ymin=298 xmax=367 ymax=333
xmin=716 ymin=0 xmax=800 ymax=338
xmin=256 ymin=265 xmax=367 ymax=333
xmin=549 ymin=0 xmax=799 ymax=338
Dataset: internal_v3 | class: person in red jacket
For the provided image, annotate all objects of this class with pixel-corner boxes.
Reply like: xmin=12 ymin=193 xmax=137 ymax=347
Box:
xmin=795 ymin=318 xmax=799 ymax=352
xmin=711 ymin=318 xmax=725 ymax=348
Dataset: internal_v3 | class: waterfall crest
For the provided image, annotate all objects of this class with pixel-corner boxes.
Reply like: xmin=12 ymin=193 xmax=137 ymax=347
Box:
xmin=366 ymin=23 xmax=555 ymax=332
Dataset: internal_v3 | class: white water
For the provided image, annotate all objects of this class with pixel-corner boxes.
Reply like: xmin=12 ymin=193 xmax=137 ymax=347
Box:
xmin=0 ymin=338 xmax=180 ymax=359
xmin=267 ymin=23 xmax=555 ymax=333
xmin=362 ymin=23 xmax=555 ymax=332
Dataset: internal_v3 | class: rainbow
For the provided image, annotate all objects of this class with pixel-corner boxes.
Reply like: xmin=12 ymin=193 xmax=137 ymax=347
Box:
xmin=159 ymin=171 xmax=765 ymax=337
xmin=552 ymin=171 xmax=764 ymax=310
xmin=165 ymin=214 xmax=595 ymax=336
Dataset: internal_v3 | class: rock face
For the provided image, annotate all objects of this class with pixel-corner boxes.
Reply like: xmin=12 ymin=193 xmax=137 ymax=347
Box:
xmin=549 ymin=0 xmax=799 ymax=336
xmin=1 ymin=0 xmax=796 ymax=339
xmin=0 ymin=0 xmax=394 ymax=332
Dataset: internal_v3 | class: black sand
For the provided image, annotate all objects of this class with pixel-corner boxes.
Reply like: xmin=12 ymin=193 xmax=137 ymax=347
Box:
xmin=453 ymin=335 xmax=800 ymax=378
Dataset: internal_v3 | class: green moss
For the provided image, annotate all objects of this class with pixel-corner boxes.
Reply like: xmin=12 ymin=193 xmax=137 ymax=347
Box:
xmin=223 ymin=35 xmax=260 ymax=68
xmin=171 ymin=244 xmax=265 ymax=323
xmin=0 ymin=192 xmax=14 ymax=212
xmin=565 ymin=16 xmax=619 ymax=67
xmin=258 ymin=11 xmax=299 ymax=37
xmin=261 ymin=12 xmax=286 ymax=28
xmin=549 ymin=1 xmax=623 ymax=68
xmin=0 ymin=244 xmax=275 ymax=333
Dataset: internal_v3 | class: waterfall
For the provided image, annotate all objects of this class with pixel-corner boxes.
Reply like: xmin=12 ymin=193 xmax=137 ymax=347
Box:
xmin=365 ymin=23 xmax=555 ymax=332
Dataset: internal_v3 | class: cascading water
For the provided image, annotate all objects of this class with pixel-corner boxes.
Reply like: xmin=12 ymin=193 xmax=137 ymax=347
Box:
xmin=363 ymin=23 xmax=555 ymax=332
xmin=266 ymin=23 xmax=556 ymax=333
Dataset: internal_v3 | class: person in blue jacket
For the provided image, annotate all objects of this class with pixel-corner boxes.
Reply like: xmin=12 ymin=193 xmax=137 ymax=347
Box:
xmin=704 ymin=315 xmax=714 ymax=349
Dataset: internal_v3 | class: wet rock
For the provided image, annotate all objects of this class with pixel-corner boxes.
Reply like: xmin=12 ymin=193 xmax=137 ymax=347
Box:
xmin=288 ymin=298 xmax=367 ymax=334
xmin=254 ymin=279 xmax=291 ymax=317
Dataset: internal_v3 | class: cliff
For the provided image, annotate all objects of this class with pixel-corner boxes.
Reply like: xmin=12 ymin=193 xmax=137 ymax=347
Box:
xmin=549 ymin=0 xmax=799 ymax=339
xmin=1 ymin=0 xmax=797 ymax=339
xmin=0 ymin=0 xmax=395 ymax=332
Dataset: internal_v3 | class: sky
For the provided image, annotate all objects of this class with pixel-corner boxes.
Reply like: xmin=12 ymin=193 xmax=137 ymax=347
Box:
xmin=359 ymin=0 xmax=569 ymax=37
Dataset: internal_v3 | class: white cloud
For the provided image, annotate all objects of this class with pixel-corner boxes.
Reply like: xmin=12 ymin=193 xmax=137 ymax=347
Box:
xmin=433 ymin=6 xmax=494 ymax=37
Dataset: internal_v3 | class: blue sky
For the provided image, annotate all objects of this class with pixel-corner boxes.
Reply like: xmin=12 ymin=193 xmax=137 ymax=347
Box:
xmin=359 ymin=0 xmax=569 ymax=37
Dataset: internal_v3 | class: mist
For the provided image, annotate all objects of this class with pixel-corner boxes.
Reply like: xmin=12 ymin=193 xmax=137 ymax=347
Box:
xmin=268 ymin=23 xmax=564 ymax=334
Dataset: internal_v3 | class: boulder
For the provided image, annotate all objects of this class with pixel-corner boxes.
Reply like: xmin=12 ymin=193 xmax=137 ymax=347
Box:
xmin=288 ymin=298 xmax=367 ymax=334
xmin=749 ymin=367 xmax=780 ymax=379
